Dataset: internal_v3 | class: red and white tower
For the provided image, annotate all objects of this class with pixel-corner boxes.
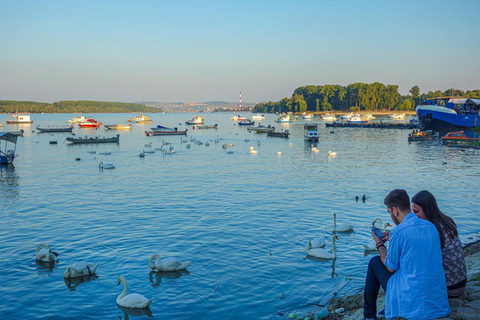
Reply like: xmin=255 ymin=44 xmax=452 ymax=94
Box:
xmin=239 ymin=91 xmax=242 ymax=109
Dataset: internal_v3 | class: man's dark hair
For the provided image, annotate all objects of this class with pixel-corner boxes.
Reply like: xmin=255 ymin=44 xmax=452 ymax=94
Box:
xmin=384 ymin=189 xmax=410 ymax=212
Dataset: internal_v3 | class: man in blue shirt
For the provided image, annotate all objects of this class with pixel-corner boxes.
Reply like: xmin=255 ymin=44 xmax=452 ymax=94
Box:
xmin=363 ymin=189 xmax=450 ymax=320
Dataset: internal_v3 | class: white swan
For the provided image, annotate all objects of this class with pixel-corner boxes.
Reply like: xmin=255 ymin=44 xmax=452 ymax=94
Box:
xmin=64 ymin=262 xmax=99 ymax=278
xmin=35 ymin=244 xmax=59 ymax=262
xmin=306 ymin=236 xmax=326 ymax=250
xmin=305 ymin=235 xmax=339 ymax=259
xmin=99 ymin=162 xmax=115 ymax=169
xmin=116 ymin=275 xmax=153 ymax=309
xmin=364 ymin=219 xmax=391 ymax=251
xmin=333 ymin=213 xmax=355 ymax=232
xmin=149 ymin=253 xmax=191 ymax=272
xmin=327 ymin=151 xmax=337 ymax=156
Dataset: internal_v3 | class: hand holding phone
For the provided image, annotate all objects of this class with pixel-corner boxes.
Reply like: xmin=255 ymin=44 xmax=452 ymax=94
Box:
xmin=372 ymin=227 xmax=385 ymax=239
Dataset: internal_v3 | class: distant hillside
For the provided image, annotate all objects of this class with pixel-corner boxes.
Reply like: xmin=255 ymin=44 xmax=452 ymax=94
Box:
xmin=141 ymin=101 xmax=255 ymax=113
xmin=0 ymin=100 xmax=163 ymax=113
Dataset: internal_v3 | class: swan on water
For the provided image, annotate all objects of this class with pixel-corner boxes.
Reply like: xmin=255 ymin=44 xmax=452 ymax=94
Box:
xmin=333 ymin=213 xmax=355 ymax=232
xmin=327 ymin=151 xmax=337 ymax=156
xmin=249 ymin=149 xmax=258 ymax=154
xmin=277 ymin=152 xmax=282 ymax=155
xmin=149 ymin=253 xmax=191 ymax=272
xmin=64 ymin=262 xmax=99 ymax=278
xmin=99 ymin=162 xmax=115 ymax=169
xmin=35 ymin=244 xmax=59 ymax=262
xmin=305 ymin=235 xmax=339 ymax=259
xmin=117 ymin=275 xmax=153 ymax=309
xmin=306 ymin=236 xmax=326 ymax=250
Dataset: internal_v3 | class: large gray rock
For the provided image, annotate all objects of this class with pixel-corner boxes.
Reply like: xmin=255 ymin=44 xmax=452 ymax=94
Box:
xmin=449 ymin=306 xmax=478 ymax=320
xmin=465 ymin=299 xmax=480 ymax=310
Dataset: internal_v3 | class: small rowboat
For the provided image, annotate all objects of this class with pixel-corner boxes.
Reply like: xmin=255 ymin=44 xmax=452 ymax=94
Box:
xmin=36 ymin=126 xmax=73 ymax=133
xmin=104 ymin=124 xmax=132 ymax=130
xmin=196 ymin=124 xmax=218 ymax=129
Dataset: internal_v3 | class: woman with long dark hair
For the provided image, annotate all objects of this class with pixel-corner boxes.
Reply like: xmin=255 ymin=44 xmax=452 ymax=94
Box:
xmin=411 ymin=190 xmax=467 ymax=297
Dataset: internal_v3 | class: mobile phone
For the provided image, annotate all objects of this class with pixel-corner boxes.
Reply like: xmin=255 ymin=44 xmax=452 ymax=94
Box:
xmin=372 ymin=227 xmax=384 ymax=239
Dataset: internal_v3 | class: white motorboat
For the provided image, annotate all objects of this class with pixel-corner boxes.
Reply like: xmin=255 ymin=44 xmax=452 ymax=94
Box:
xmin=231 ymin=114 xmax=246 ymax=121
xmin=276 ymin=115 xmax=297 ymax=123
xmin=104 ymin=123 xmax=132 ymax=130
xmin=303 ymin=113 xmax=314 ymax=120
xmin=128 ymin=114 xmax=153 ymax=123
xmin=321 ymin=113 xmax=337 ymax=121
xmin=247 ymin=124 xmax=272 ymax=133
xmin=67 ymin=115 xmax=87 ymax=123
xmin=340 ymin=112 xmax=353 ymax=120
xmin=252 ymin=114 xmax=265 ymax=121
xmin=389 ymin=113 xmax=406 ymax=120
xmin=185 ymin=115 xmax=204 ymax=125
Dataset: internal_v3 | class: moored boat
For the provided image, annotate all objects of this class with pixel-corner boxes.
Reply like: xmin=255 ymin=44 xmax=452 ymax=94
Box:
xmin=128 ymin=114 xmax=153 ymax=123
xmin=5 ymin=114 xmax=33 ymax=124
xmin=389 ymin=113 xmax=406 ymax=120
xmin=67 ymin=115 xmax=87 ymax=123
xmin=66 ymin=134 xmax=119 ymax=144
xmin=416 ymin=97 xmax=480 ymax=131
xmin=238 ymin=119 xmax=255 ymax=126
xmin=407 ymin=130 xmax=440 ymax=142
xmin=321 ymin=113 xmax=337 ymax=121
xmin=267 ymin=129 xmax=290 ymax=138
xmin=0 ymin=132 xmax=18 ymax=164
xmin=104 ymin=124 xmax=132 ymax=130
xmin=441 ymin=131 xmax=480 ymax=146
xmin=36 ymin=125 xmax=73 ymax=133
xmin=247 ymin=124 xmax=272 ymax=133
xmin=196 ymin=124 xmax=218 ymax=129
xmin=252 ymin=114 xmax=265 ymax=121
xmin=276 ymin=115 xmax=297 ymax=123
xmin=303 ymin=113 xmax=314 ymax=120
xmin=78 ymin=118 xmax=101 ymax=128
xmin=185 ymin=115 xmax=204 ymax=125
xmin=231 ymin=114 xmax=246 ymax=121
xmin=147 ymin=125 xmax=188 ymax=136
xmin=304 ymin=123 xmax=319 ymax=142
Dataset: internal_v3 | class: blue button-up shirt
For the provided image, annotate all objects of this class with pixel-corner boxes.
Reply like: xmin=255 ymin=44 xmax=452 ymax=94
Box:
xmin=385 ymin=213 xmax=450 ymax=320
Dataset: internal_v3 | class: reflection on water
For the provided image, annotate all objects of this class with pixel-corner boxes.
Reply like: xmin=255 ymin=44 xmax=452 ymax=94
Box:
xmin=304 ymin=257 xmax=338 ymax=279
xmin=35 ymin=260 xmax=56 ymax=276
xmin=0 ymin=164 xmax=19 ymax=206
xmin=148 ymin=270 xmax=190 ymax=287
xmin=117 ymin=305 xmax=153 ymax=319
xmin=64 ymin=274 xmax=99 ymax=291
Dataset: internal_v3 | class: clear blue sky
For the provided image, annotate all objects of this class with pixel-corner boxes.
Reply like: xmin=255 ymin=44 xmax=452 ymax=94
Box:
xmin=1 ymin=0 xmax=479 ymax=103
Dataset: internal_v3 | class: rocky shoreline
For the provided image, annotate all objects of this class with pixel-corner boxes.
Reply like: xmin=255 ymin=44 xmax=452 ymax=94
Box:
xmin=287 ymin=240 xmax=480 ymax=320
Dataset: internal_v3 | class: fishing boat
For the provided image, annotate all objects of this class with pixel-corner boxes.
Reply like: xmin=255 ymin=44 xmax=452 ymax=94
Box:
xmin=267 ymin=129 xmax=290 ymax=138
xmin=345 ymin=114 xmax=368 ymax=124
xmin=441 ymin=131 xmax=480 ymax=146
xmin=67 ymin=115 xmax=87 ymax=123
xmin=185 ymin=115 xmax=204 ymax=125
xmin=128 ymin=114 xmax=153 ymax=123
xmin=5 ymin=114 xmax=33 ymax=124
xmin=66 ymin=134 xmax=119 ymax=144
xmin=407 ymin=130 xmax=440 ymax=142
xmin=78 ymin=118 xmax=101 ymax=128
xmin=389 ymin=113 xmax=406 ymax=120
xmin=231 ymin=114 xmax=246 ymax=121
xmin=0 ymin=132 xmax=18 ymax=164
xmin=238 ymin=119 xmax=255 ymax=126
xmin=147 ymin=125 xmax=188 ymax=136
xmin=252 ymin=114 xmax=265 ymax=121
xmin=321 ymin=113 xmax=337 ymax=121
xmin=36 ymin=125 xmax=73 ymax=133
xmin=416 ymin=97 xmax=480 ymax=131
xmin=9 ymin=129 xmax=25 ymax=136
xmin=104 ymin=124 xmax=132 ymax=130
xmin=196 ymin=124 xmax=218 ymax=129
xmin=304 ymin=123 xmax=319 ymax=142
xmin=247 ymin=124 xmax=272 ymax=133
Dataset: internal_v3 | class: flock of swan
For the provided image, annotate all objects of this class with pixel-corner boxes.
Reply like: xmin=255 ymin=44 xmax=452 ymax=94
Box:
xmin=304 ymin=213 xmax=391 ymax=259
xmin=35 ymin=244 xmax=191 ymax=309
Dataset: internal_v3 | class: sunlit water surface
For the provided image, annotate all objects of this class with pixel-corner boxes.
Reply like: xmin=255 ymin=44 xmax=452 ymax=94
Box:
xmin=1 ymin=113 xmax=479 ymax=319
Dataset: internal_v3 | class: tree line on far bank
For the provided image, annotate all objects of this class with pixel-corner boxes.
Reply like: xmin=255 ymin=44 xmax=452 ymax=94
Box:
xmin=0 ymin=100 xmax=163 ymax=114
xmin=252 ymin=83 xmax=480 ymax=114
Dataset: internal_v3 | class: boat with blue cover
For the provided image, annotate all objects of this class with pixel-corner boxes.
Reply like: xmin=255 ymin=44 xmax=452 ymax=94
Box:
xmin=416 ymin=97 xmax=480 ymax=131
xmin=0 ymin=133 xmax=18 ymax=164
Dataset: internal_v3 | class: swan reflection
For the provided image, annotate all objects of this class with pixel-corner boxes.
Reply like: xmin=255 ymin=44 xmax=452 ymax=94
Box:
xmin=117 ymin=306 xmax=153 ymax=319
xmin=35 ymin=260 xmax=56 ymax=276
xmin=64 ymin=274 xmax=99 ymax=291
xmin=148 ymin=270 xmax=190 ymax=287
xmin=303 ymin=257 xmax=338 ymax=278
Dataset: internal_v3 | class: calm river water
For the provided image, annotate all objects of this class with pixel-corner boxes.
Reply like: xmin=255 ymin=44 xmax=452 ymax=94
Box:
xmin=1 ymin=113 xmax=479 ymax=320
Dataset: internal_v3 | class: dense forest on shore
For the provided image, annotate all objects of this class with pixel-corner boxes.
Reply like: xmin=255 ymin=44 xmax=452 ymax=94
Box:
xmin=252 ymin=83 xmax=480 ymax=114
xmin=0 ymin=100 xmax=163 ymax=113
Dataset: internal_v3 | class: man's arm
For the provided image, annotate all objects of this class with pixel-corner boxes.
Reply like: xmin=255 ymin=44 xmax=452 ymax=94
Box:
xmin=373 ymin=232 xmax=395 ymax=273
